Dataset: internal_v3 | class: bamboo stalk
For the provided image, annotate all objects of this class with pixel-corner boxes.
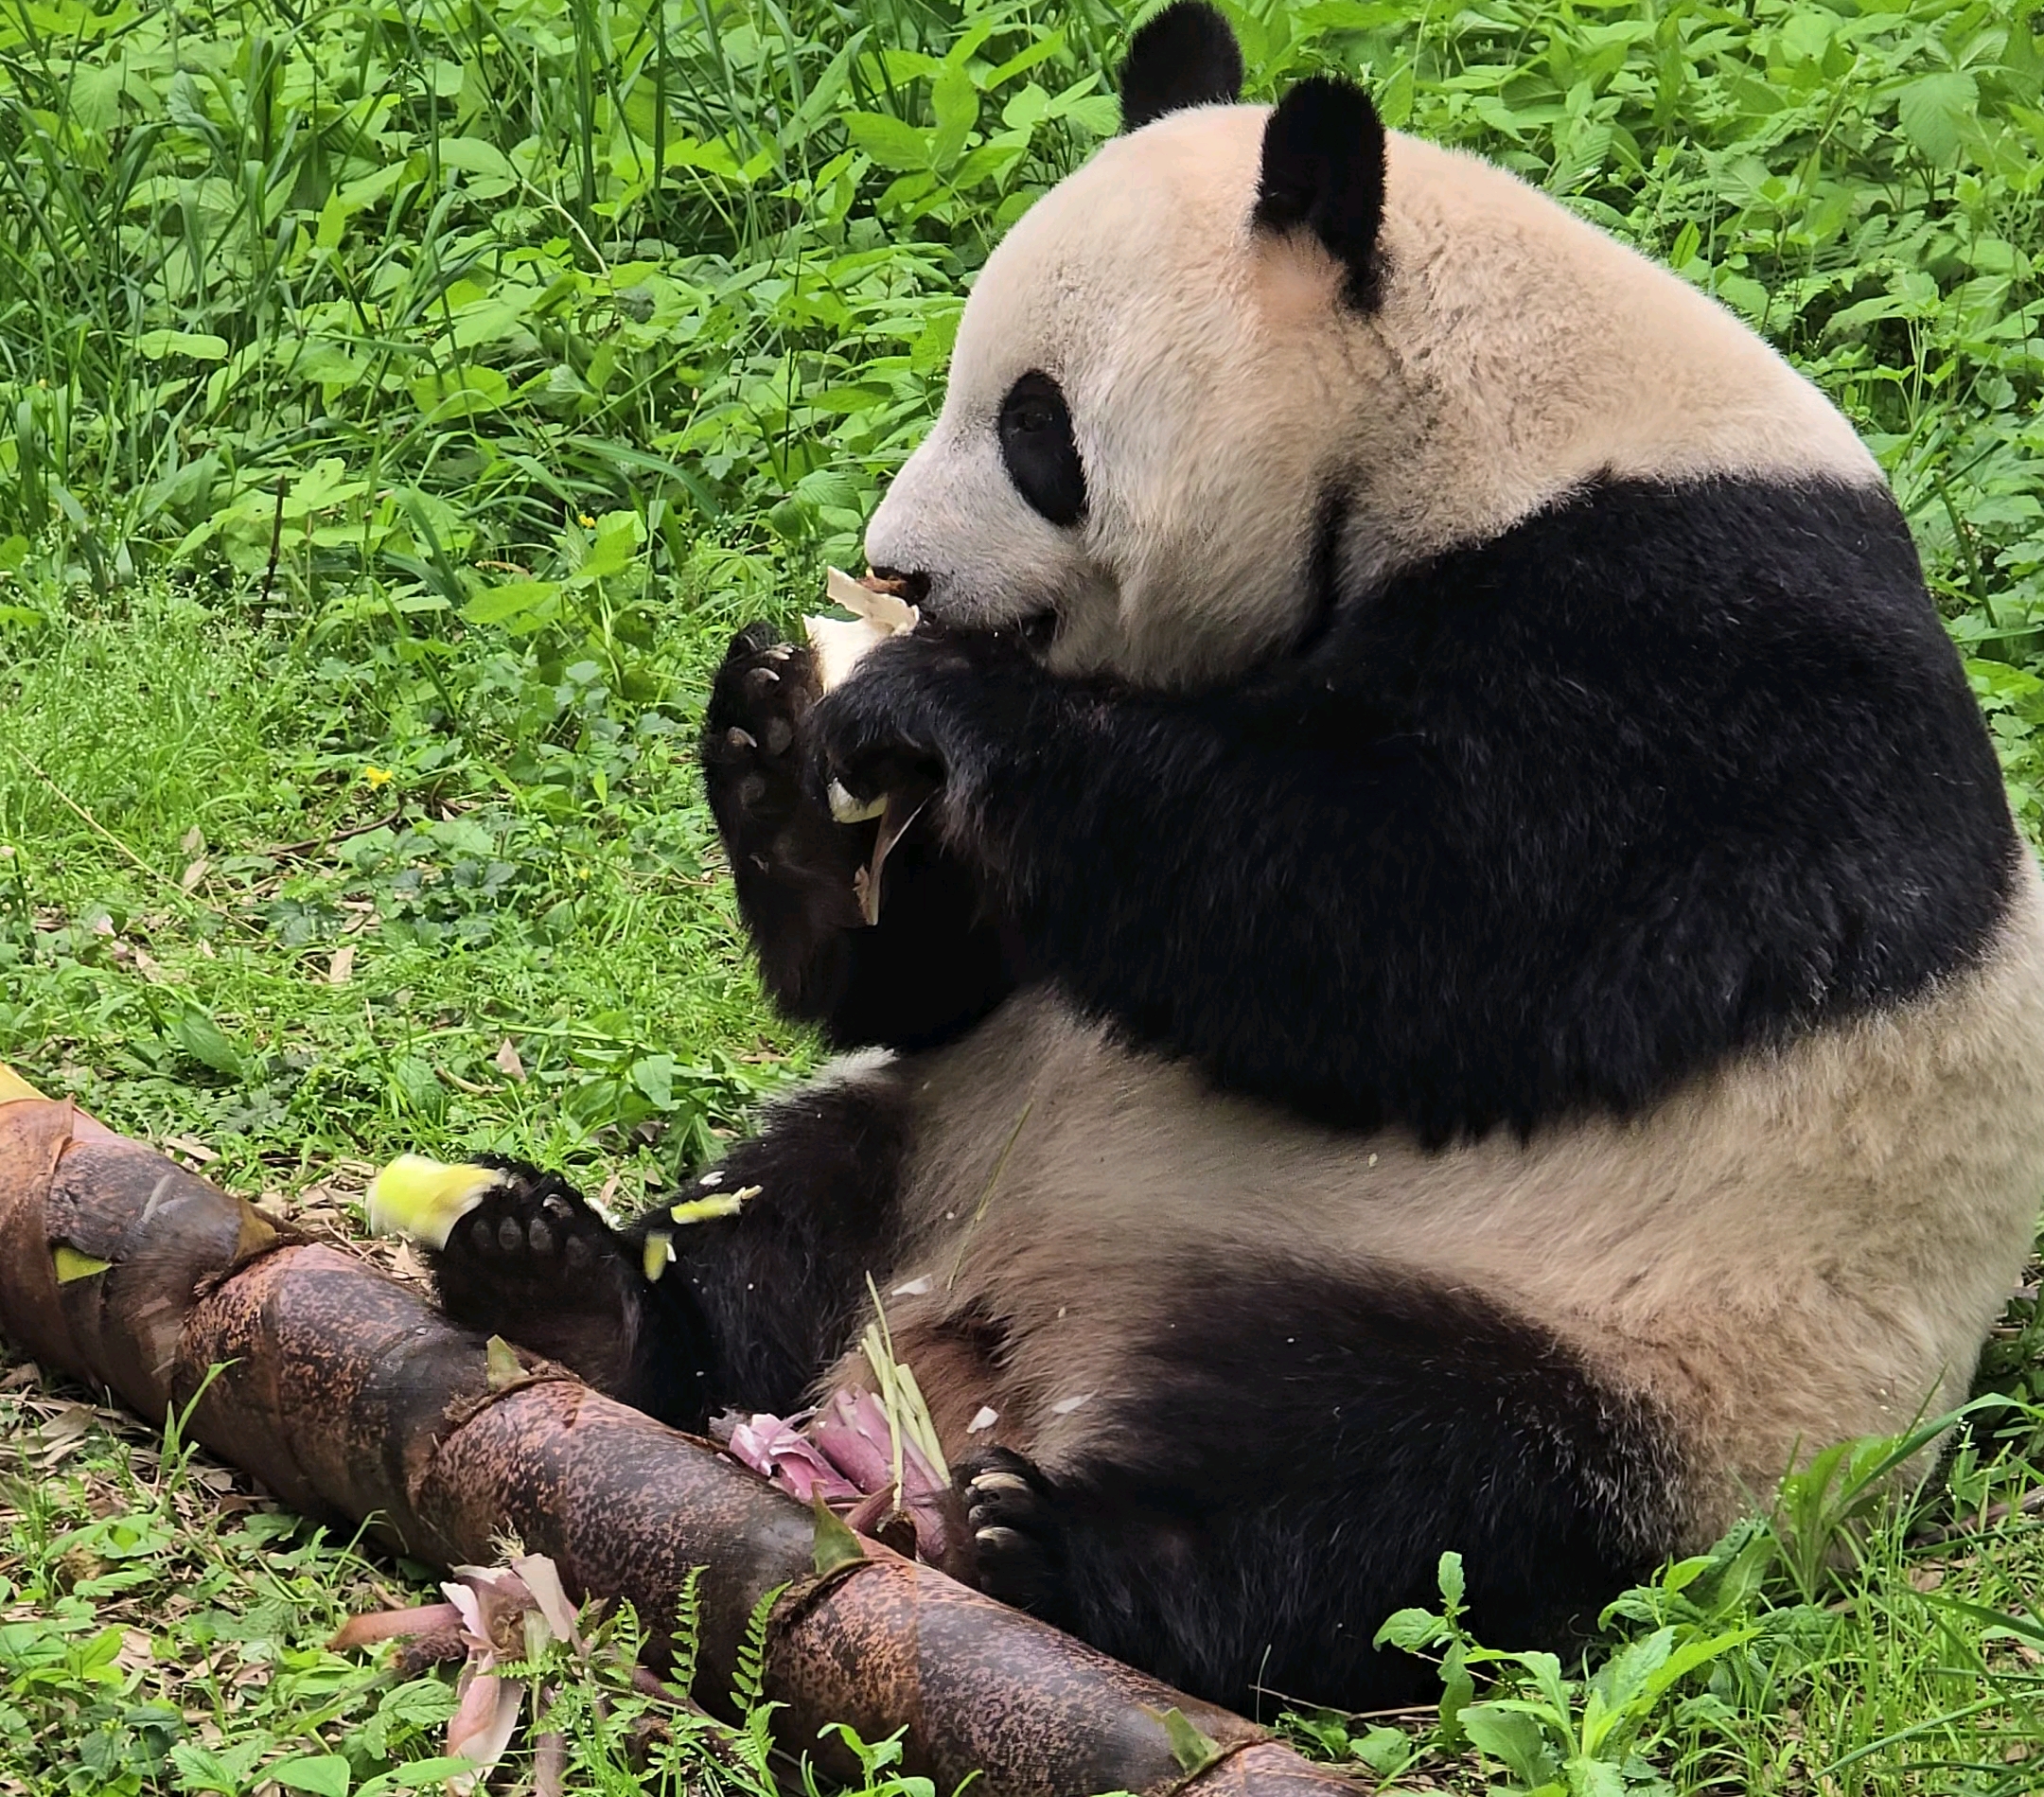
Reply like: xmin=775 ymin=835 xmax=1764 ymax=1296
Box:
xmin=0 ymin=1084 xmax=1357 ymax=1797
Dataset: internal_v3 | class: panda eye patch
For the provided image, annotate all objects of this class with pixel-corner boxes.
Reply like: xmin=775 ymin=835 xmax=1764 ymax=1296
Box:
xmin=997 ymin=370 xmax=1086 ymax=528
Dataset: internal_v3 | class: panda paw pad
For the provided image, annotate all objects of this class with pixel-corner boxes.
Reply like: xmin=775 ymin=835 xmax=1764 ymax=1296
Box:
xmin=429 ymin=1169 xmax=643 ymax=1386
xmin=959 ymin=1447 xmax=1066 ymax=1617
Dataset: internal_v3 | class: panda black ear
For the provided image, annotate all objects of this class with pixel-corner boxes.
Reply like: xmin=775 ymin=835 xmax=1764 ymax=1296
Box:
xmin=1253 ymin=77 xmax=1387 ymax=310
xmin=1120 ymin=1 xmax=1244 ymax=132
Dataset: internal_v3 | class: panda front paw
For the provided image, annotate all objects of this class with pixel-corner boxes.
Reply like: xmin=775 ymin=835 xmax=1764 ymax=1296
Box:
xmin=702 ymin=624 xmax=820 ymax=850
xmin=429 ymin=1163 xmax=649 ymax=1398
xmin=959 ymin=1446 xmax=1069 ymax=1620
xmin=809 ymin=629 xmax=1042 ymax=842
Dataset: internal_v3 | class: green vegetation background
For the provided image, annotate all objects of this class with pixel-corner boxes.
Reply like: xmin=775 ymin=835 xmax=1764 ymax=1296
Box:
xmin=2 ymin=0 xmax=2044 ymax=1791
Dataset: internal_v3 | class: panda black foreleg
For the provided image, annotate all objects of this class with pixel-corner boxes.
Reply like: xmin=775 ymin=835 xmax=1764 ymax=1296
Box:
xmin=702 ymin=625 xmax=1016 ymax=1052
xmin=958 ymin=1260 xmax=1682 ymax=1714
xmin=429 ymin=1065 xmax=914 ymax=1432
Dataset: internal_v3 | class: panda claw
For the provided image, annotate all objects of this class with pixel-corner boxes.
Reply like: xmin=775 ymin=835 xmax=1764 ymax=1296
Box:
xmin=725 ymin=726 xmax=758 ymax=751
xmin=969 ymin=1471 xmax=1032 ymax=1497
xmin=956 ymin=1447 xmax=1066 ymax=1619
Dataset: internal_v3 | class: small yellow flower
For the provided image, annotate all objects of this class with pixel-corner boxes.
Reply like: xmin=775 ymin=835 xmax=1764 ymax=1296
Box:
xmin=363 ymin=766 xmax=394 ymax=788
xmin=577 ymin=512 xmax=595 ymax=528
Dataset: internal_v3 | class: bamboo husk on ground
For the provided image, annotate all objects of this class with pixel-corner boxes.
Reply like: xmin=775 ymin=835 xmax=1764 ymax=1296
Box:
xmin=0 ymin=1081 xmax=1359 ymax=1797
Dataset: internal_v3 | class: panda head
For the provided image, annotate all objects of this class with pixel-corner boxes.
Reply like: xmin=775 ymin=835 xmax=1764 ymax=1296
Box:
xmin=867 ymin=1 xmax=1385 ymax=688
xmin=864 ymin=0 xmax=1874 ymax=690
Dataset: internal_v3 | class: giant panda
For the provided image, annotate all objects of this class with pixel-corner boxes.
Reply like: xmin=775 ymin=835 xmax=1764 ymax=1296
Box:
xmin=431 ymin=1 xmax=2044 ymax=1712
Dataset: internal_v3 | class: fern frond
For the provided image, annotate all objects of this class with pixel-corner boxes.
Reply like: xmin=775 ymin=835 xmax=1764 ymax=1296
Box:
xmin=669 ymin=1563 xmax=704 ymax=1694
xmin=730 ymin=1578 xmax=788 ymax=1714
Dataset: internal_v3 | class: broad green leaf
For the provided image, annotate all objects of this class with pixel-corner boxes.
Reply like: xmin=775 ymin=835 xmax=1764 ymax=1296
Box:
xmin=909 ymin=308 xmax=961 ymax=374
xmin=1002 ymin=82 xmax=1050 ymax=132
xmin=844 ymin=112 xmax=931 ymax=172
xmin=1059 ymin=93 xmax=1120 ymax=137
xmin=314 ymin=188 xmax=348 ymax=249
xmin=272 ymin=1754 xmax=353 ymax=1797
xmin=930 ymin=64 xmax=978 ymax=170
xmin=948 ymin=137 xmax=1029 ymax=193
xmin=1372 ymin=1605 xmax=1443 ymax=1652
xmin=1641 ymin=1624 xmax=1757 ymax=1700
xmin=409 ymin=364 xmax=512 ymax=417
xmin=436 ymin=135 xmax=515 ymax=182
xmin=70 ymin=63 xmax=123 ymax=132
xmin=1437 ymin=1550 xmax=1466 ymax=1610
xmin=1461 ymin=1704 xmax=1559 ymax=1786
xmin=134 ymin=329 xmax=228 ymax=361
xmin=169 ymin=1738 xmax=272 ymax=1792
xmin=462 ymin=579 xmax=558 ymax=625
xmin=1375 ymin=63 xmax=1416 ymax=129
xmin=1352 ymin=1726 xmax=1415 ymax=1775
xmin=1896 ymin=71 xmax=1977 ymax=167
xmin=1712 ymin=273 xmax=1769 ymax=321
xmin=1438 ymin=1639 xmax=1476 ymax=1745
xmin=630 ymin=1053 xmax=676 ymax=1109
xmin=1562 ymin=1756 xmax=1627 ymax=1797
xmin=169 ymin=1008 xmax=245 ymax=1079
xmin=1585 ymin=1623 xmax=1672 ymax=1718
xmin=391 ymin=1759 xmax=479 ymax=1788
xmin=574 ymin=511 xmax=643 ymax=582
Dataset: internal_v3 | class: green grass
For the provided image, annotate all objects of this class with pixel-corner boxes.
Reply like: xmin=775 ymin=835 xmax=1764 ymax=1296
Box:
xmin=4 ymin=0 xmax=2044 ymax=1790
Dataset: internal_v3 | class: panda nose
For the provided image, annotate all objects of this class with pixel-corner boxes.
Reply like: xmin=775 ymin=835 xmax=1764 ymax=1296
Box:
xmin=867 ymin=567 xmax=930 ymax=607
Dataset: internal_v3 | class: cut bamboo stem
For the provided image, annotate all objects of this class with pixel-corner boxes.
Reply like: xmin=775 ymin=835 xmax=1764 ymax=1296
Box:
xmin=0 ymin=1086 xmax=1356 ymax=1797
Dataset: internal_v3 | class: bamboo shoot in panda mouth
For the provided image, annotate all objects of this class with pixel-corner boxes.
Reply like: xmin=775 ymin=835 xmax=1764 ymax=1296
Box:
xmin=805 ymin=570 xmax=929 ymax=925
xmin=808 ymin=567 xmax=919 ymax=700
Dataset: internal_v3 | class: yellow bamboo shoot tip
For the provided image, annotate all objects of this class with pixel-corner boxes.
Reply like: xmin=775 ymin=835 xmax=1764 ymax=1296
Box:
xmin=642 ymin=1231 xmax=676 ymax=1282
xmin=365 ymin=1155 xmax=506 ymax=1250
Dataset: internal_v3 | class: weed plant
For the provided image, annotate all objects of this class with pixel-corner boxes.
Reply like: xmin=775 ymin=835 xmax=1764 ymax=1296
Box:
xmin=2 ymin=0 xmax=2044 ymax=1791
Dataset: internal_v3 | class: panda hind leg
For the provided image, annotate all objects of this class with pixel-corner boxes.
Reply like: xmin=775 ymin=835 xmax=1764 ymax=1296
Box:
xmin=958 ymin=1260 xmax=1686 ymax=1714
